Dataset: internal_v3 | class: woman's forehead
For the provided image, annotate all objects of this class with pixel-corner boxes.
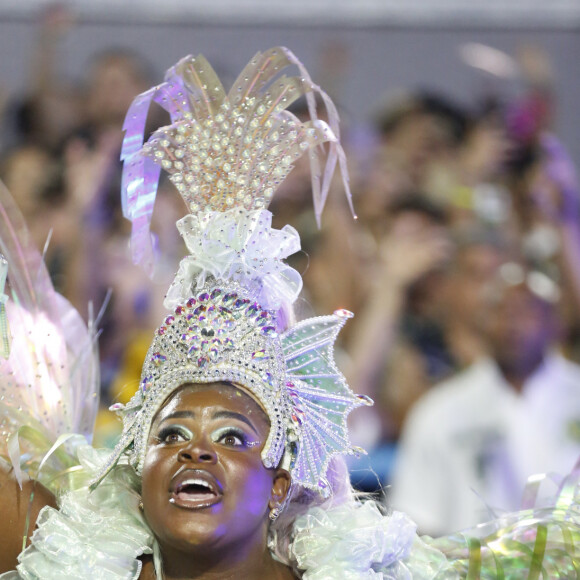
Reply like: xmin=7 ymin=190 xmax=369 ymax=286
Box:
xmin=155 ymin=382 xmax=270 ymax=424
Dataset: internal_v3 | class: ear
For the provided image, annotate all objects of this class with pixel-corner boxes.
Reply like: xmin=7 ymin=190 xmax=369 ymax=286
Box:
xmin=269 ymin=468 xmax=291 ymax=509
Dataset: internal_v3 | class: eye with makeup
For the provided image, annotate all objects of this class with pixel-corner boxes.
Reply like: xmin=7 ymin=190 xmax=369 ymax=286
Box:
xmin=151 ymin=423 xmax=261 ymax=449
xmin=154 ymin=424 xmax=193 ymax=445
xmin=211 ymin=426 xmax=260 ymax=449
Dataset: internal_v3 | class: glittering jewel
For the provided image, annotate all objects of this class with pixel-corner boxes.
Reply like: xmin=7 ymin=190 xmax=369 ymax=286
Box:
xmin=120 ymin=47 xmax=354 ymax=275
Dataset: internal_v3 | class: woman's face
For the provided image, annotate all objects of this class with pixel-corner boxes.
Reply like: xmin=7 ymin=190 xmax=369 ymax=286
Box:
xmin=141 ymin=382 xmax=290 ymax=555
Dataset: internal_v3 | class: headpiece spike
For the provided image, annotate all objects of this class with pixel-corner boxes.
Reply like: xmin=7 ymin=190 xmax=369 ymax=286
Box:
xmin=120 ymin=46 xmax=353 ymax=273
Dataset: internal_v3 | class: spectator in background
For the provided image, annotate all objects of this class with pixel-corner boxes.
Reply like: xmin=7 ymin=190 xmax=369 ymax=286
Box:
xmin=380 ymin=226 xmax=506 ymax=438
xmin=498 ymin=131 xmax=580 ymax=370
xmin=2 ymin=4 xmax=84 ymax=153
xmin=346 ymin=194 xmax=452 ymax=401
xmin=57 ymin=47 xmax=162 ymax=412
xmin=424 ymin=101 xmax=513 ymax=229
xmin=390 ymin=261 xmax=580 ymax=534
xmin=357 ymin=92 xmax=465 ymax=241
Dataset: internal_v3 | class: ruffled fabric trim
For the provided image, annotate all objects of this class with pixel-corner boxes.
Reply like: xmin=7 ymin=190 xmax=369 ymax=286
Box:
xmin=291 ymin=501 xmax=449 ymax=579
xmin=2 ymin=453 xmax=578 ymax=579
xmin=1 ymin=446 xmax=153 ymax=580
xmin=3 ymin=449 xmax=455 ymax=579
xmin=164 ymin=209 xmax=302 ymax=312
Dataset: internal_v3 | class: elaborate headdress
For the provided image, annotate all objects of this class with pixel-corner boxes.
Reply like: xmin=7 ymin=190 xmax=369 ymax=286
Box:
xmin=92 ymin=47 xmax=371 ymax=496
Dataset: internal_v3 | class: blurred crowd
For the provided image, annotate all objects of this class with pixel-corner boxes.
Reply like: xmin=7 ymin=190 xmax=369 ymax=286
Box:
xmin=2 ymin=5 xmax=580 ymax=537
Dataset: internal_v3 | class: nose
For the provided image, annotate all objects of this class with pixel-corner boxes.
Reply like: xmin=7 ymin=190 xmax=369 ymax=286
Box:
xmin=177 ymin=437 xmax=218 ymax=465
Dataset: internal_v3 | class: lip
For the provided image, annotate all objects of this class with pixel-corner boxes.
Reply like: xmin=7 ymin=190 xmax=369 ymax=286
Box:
xmin=169 ymin=468 xmax=224 ymax=510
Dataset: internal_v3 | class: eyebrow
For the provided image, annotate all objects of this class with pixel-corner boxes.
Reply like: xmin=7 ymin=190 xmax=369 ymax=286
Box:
xmin=212 ymin=410 xmax=259 ymax=435
xmin=159 ymin=409 xmax=259 ymax=435
xmin=161 ymin=410 xmax=195 ymax=422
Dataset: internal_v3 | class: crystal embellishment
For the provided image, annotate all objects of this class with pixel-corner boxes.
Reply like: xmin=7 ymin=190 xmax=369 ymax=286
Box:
xmin=120 ymin=47 xmax=354 ymax=275
xmin=91 ymin=283 xmax=366 ymax=496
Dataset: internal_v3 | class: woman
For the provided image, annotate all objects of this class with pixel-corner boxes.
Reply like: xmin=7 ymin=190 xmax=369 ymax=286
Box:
xmin=138 ymin=381 xmax=293 ymax=579
xmin=1 ymin=47 xmax=578 ymax=579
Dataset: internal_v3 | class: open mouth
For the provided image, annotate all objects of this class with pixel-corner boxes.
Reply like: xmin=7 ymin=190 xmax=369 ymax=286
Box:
xmin=170 ymin=469 xmax=223 ymax=509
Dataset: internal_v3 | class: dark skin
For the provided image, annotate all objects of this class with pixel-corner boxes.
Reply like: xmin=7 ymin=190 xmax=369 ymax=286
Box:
xmin=138 ymin=382 xmax=294 ymax=580
xmin=0 ymin=461 xmax=58 ymax=572
xmin=485 ymin=284 xmax=556 ymax=393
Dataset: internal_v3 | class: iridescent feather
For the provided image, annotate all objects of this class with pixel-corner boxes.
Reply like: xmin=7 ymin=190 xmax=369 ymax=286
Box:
xmin=0 ymin=182 xmax=100 ymax=491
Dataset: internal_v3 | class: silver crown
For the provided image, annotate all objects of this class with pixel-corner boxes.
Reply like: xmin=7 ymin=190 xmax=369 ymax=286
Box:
xmin=91 ymin=281 xmax=370 ymax=495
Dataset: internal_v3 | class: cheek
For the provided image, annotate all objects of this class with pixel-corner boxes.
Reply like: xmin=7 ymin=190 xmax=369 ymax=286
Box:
xmin=141 ymin=449 xmax=170 ymax=507
xmin=229 ymin=459 xmax=274 ymax=518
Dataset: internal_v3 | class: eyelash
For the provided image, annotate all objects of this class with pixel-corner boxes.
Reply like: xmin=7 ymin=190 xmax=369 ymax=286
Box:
xmin=212 ymin=427 xmax=249 ymax=447
xmin=155 ymin=425 xmax=191 ymax=444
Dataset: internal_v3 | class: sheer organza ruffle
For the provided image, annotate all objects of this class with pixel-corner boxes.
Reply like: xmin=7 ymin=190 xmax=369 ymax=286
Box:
xmin=1 ymin=447 xmax=153 ymax=580
xmin=165 ymin=209 xmax=302 ymax=312
xmin=290 ymin=500 xmax=449 ymax=579
xmin=4 ymin=461 xmax=448 ymax=580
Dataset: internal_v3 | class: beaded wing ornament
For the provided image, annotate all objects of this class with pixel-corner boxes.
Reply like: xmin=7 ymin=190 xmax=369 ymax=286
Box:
xmin=92 ymin=47 xmax=370 ymax=495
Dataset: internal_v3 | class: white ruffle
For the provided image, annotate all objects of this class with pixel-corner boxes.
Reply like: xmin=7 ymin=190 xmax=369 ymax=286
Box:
xmin=291 ymin=501 xmax=449 ymax=579
xmin=164 ymin=209 xmax=302 ymax=311
xmin=1 ymin=446 xmax=153 ymax=580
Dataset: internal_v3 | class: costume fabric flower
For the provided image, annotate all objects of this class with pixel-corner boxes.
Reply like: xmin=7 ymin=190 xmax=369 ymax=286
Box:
xmin=164 ymin=208 xmax=302 ymax=311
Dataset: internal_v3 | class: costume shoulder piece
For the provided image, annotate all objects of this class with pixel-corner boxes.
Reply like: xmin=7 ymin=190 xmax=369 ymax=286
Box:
xmin=0 ymin=181 xmax=100 ymax=494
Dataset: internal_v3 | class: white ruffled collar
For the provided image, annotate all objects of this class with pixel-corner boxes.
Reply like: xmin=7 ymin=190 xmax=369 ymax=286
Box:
xmin=4 ymin=447 xmax=445 ymax=580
